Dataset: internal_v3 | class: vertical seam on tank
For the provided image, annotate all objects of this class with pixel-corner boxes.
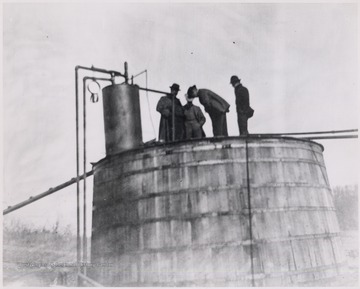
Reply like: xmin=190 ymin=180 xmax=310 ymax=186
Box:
xmin=309 ymin=143 xmax=341 ymax=274
xmin=245 ymin=139 xmax=255 ymax=286
xmin=308 ymin=144 xmax=329 ymax=187
xmin=289 ymin=231 xmax=298 ymax=271
xmin=329 ymin=237 xmax=339 ymax=274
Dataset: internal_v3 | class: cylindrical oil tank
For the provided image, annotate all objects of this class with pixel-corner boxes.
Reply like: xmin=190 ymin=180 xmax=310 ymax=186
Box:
xmin=90 ymin=137 xmax=345 ymax=286
xmin=102 ymin=84 xmax=142 ymax=155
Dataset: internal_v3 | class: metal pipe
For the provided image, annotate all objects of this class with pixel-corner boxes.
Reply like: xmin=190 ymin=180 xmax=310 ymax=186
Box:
xmin=132 ymin=70 xmax=147 ymax=79
xmin=3 ymin=171 xmax=94 ymax=215
xmin=131 ymin=70 xmax=156 ymax=139
xmin=75 ymin=65 xmax=126 ymax=78
xmin=82 ymin=78 xmax=88 ymax=275
xmin=145 ymin=71 xmax=156 ymax=139
xmin=124 ymin=62 xmax=129 ymax=83
xmin=245 ymin=139 xmax=255 ymax=287
xmin=75 ymin=64 xmax=122 ymax=281
xmin=300 ymin=135 xmax=358 ymax=140
xmin=83 ymin=76 xmax=113 ymax=85
xmin=130 ymin=70 xmax=147 ymax=85
xmin=75 ymin=68 xmax=81 ymax=285
xmin=137 ymin=86 xmax=170 ymax=95
xmin=258 ymin=129 xmax=358 ymax=136
xmin=81 ymin=76 xmax=112 ymax=274
xmin=172 ymin=93 xmax=175 ymax=141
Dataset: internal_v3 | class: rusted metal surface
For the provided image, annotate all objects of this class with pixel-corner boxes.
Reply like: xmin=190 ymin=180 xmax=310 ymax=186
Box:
xmin=102 ymin=84 xmax=143 ymax=155
xmin=89 ymin=137 xmax=345 ymax=286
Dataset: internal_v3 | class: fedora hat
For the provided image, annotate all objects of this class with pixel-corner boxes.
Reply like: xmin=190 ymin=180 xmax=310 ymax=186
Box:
xmin=170 ymin=83 xmax=180 ymax=91
xmin=230 ymin=75 xmax=241 ymax=84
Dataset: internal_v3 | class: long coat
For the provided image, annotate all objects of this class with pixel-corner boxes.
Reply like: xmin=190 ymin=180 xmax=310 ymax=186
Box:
xmin=156 ymin=95 xmax=184 ymax=142
xmin=183 ymin=102 xmax=206 ymax=139
xmin=234 ymin=83 xmax=252 ymax=135
xmin=197 ymin=89 xmax=230 ymax=137
xmin=234 ymin=84 xmax=250 ymax=114
xmin=197 ymin=89 xmax=230 ymax=115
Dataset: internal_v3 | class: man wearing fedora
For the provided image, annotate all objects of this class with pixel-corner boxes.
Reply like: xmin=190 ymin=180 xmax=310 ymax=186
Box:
xmin=230 ymin=75 xmax=254 ymax=136
xmin=156 ymin=83 xmax=185 ymax=142
xmin=187 ymin=85 xmax=230 ymax=137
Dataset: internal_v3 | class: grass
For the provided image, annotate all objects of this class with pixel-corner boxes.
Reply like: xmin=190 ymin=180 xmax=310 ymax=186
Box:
xmin=3 ymin=220 xmax=79 ymax=286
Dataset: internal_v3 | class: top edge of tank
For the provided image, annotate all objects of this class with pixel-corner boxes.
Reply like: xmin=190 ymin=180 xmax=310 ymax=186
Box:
xmin=92 ymin=135 xmax=324 ymax=169
xmin=102 ymin=83 xmax=139 ymax=91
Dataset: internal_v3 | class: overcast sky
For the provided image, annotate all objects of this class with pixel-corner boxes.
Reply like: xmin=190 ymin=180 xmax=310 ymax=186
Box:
xmin=2 ymin=2 xmax=358 ymax=232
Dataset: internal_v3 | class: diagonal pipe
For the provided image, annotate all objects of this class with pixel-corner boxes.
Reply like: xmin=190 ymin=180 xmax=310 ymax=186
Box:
xmin=3 ymin=171 xmax=94 ymax=215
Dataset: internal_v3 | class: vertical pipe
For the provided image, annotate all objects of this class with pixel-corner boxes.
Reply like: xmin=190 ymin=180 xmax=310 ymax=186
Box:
xmin=172 ymin=94 xmax=175 ymax=141
xmin=124 ymin=62 xmax=128 ymax=84
xmin=145 ymin=71 xmax=156 ymax=139
xmin=82 ymin=79 xmax=88 ymax=275
xmin=245 ymin=139 xmax=255 ymax=286
xmin=75 ymin=68 xmax=81 ymax=285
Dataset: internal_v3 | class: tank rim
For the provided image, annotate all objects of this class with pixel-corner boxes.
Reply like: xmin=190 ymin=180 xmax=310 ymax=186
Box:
xmin=92 ymin=135 xmax=324 ymax=170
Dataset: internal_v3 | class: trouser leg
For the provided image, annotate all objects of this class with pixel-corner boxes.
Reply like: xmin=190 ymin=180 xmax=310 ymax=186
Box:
xmin=211 ymin=113 xmax=220 ymax=136
xmin=184 ymin=122 xmax=192 ymax=139
xmin=185 ymin=121 xmax=203 ymax=139
xmin=222 ymin=114 xmax=228 ymax=137
xmin=211 ymin=113 xmax=228 ymax=137
xmin=193 ymin=124 xmax=203 ymax=138
xmin=237 ymin=113 xmax=249 ymax=136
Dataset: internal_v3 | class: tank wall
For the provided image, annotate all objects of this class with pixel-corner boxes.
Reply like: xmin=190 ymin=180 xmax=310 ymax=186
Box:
xmin=102 ymin=84 xmax=142 ymax=155
xmin=90 ymin=138 xmax=344 ymax=286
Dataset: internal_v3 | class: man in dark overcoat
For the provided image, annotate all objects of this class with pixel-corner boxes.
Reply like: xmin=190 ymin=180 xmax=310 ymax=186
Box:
xmin=156 ymin=83 xmax=184 ymax=142
xmin=230 ymin=75 xmax=253 ymax=136
xmin=183 ymin=88 xmax=206 ymax=139
xmin=187 ymin=85 xmax=230 ymax=137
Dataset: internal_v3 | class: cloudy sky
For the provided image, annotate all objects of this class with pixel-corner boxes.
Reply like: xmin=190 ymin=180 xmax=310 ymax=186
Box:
xmin=2 ymin=2 xmax=358 ymax=232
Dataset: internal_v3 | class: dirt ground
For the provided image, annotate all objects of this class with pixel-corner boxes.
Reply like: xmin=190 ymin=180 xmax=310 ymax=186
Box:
xmin=3 ymin=230 xmax=359 ymax=287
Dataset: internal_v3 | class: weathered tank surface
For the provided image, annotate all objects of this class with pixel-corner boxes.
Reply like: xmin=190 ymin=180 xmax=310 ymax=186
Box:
xmin=102 ymin=84 xmax=142 ymax=155
xmin=89 ymin=136 xmax=345 ymax=286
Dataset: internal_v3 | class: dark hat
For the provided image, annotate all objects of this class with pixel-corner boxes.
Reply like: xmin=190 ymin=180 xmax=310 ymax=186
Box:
xmin=187 ymin=88 xmax=194 ymax=99
xmin=187 ymin=85 xmax=197 ymax=98
xmin=170 ymin=83 xmax=180 ymax=91
xmin=230 ymin=75 xmax=241 ymax=84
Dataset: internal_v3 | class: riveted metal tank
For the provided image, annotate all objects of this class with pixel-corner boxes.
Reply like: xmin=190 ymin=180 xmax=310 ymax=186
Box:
xmin=102 ymin=84 xmax=142 ymax=155
xmin=90 ymin=137 xmax=345 ymax=286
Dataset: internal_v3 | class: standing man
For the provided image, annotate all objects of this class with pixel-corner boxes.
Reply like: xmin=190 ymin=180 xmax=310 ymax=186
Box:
xmin=187 ymin=85 xmax=230 ymax=137
xmin=230 ymin=76 xmax=254 ymax=136
xmin=183 ymin=88 xmax=206 ymax=139
xmin=156 ymin=83 xmax=184 ymax=142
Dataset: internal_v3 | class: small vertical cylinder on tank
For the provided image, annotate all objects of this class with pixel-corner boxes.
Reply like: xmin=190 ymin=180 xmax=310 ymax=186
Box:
xmin=102 ymin=84 xmax=142 ymax=155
